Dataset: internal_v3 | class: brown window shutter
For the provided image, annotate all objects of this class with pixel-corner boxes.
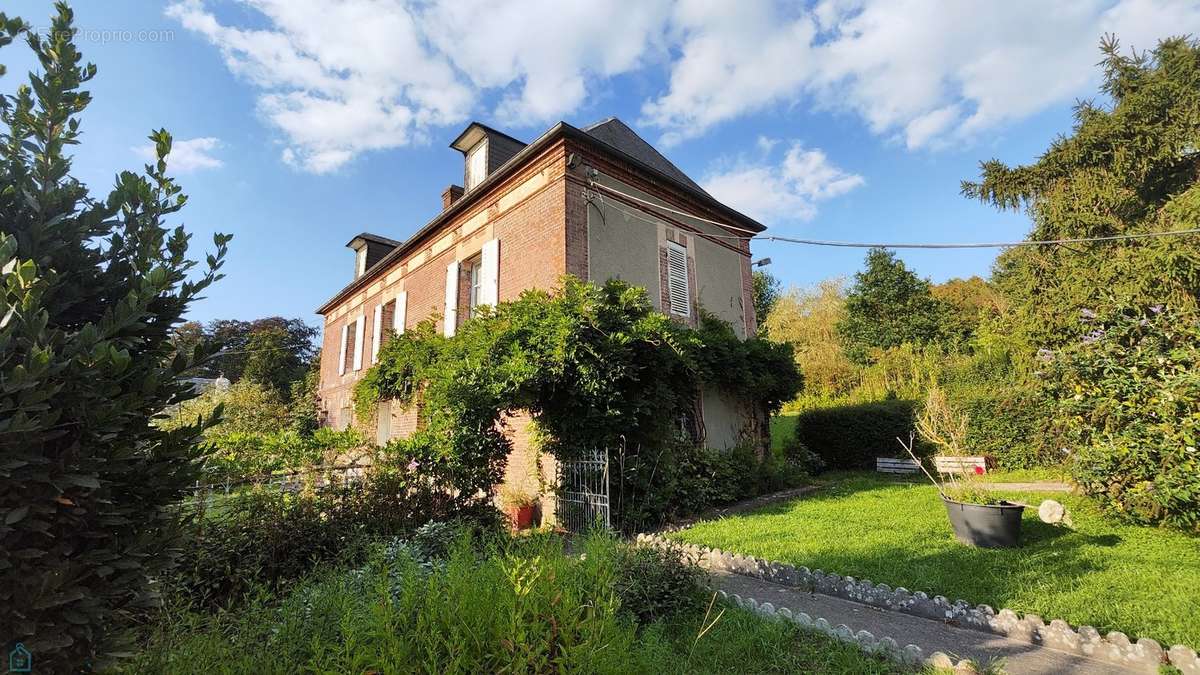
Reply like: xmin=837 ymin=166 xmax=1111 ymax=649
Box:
xmin=343 ymin=320 xmax=357 ymax=373
xmin=380 ymin=300 xmax=396 ymax=344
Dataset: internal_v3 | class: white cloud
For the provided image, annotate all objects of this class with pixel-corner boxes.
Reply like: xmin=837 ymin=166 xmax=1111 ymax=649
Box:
xmin=170 ymin=0 xmax=1200 ymax=171
xmin=166 ymin=0 xmax=472 ymax=173
xmin=133 ymin=136 xmax=223 ymax=172
xmin=703 ymin=140 xmax=864 ymax=223
xmin=416 ymin=0 xmax=672 ymax=127
xmin=641 ymin=1 xmax=817 ymax=147
xmin=644 ymin=0 xmax=1200 ymax=148
xmin=168 ymin=0 xmax=670 ymax=171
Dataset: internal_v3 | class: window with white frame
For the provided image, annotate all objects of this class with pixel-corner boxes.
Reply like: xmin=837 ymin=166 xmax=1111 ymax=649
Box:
xmin=468 ymin=257 xmax=482 ymax=318
xmin=465 ymin=140 xmax=487 ymax=191
xmin=665 ymin=240 xmax=690 ymax=317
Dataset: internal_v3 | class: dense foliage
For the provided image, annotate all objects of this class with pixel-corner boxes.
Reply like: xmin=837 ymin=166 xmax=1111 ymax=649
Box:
xmin=356 ymin=276 xmax=803 ymax=531
xmin=197 ymin=428 xmax=366 ymax=482
xmin=793 ymin=400 xmax=926 ymax=469
xmin=172 ymin=316 xmax=318 ymax=390
xmin=838 ymin=249 xmax=949 ymax=365
xmin=764 ymin=278 xmax=859 ymax=396
xmin=132 ymin=532 xmax=901 ymax=675
xmin=1048 ymin=304 xmax=1200 ymax=531
xmin=751 ymin=268 xmax=781 ymax=330
xmin=964 ymin=36 xmax=1200 ymax=350
xmin=0 ymin=7 xmax=229 ymax=669
xmin=614 ymin=441 xmax=804 ymax=530
xmin=167 ymin=467 xmax=500 ymax=609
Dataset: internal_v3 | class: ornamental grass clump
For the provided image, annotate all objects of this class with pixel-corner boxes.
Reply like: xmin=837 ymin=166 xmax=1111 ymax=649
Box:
xmin=905 ymin=386 xmax=993 ymax=505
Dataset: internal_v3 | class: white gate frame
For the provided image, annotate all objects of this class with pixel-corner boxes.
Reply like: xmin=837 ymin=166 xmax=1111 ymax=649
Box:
xmin=555 ymin=448 xmax=610 ymax=533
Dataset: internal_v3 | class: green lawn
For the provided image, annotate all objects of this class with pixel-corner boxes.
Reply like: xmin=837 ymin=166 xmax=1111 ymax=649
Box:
xmin=671 ymin=472 xmax=1200 ymax=648
xmin=770 ymin=412 xmax=799 ymax=454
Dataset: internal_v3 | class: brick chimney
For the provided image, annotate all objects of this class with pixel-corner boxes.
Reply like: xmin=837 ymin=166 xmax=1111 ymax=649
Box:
xmin=442 ymin=184 xmax=464 ymax=210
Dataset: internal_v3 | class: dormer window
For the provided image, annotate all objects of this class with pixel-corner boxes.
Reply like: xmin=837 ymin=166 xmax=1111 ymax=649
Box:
xmin=346 ymin=233 xmax=401 ymax=281
xmin=355 ymin=246 xmax=368 ymax=278
xmin=465 ymin=140 xmax=487 ymax=191
xmin=450 ymin=123 xmax=527 ymax=195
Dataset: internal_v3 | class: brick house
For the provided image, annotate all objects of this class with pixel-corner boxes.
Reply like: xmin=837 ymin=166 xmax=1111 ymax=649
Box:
xmin=315 ymin=117 xmax=767 ymax=505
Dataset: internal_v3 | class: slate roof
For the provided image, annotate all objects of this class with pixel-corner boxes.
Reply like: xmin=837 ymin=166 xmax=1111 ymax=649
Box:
xmin=581 ymin=117 xmax=708 ymax=195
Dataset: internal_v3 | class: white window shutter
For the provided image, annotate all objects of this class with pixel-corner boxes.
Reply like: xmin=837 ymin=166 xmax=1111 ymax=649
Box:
xmin=666 ymin=241 xmax=690 ymax=317
xmin=371 ymin=304 xmax=383 ymax=363
xmin=444 ymin=261 xmax=460 ymax=337
xmin=480 ymin=239 xmax=500 ymax=307
xmin=352 ymin=316 xmax=365 ymax=370
xmin=338 ymin=323 xmax=348 ymax=375
xmin=395 ymin=291 xmax=407 ymax=334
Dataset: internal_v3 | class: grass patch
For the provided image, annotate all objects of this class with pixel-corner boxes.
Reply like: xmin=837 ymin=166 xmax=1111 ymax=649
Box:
xmin=981 ymin=466 xmax=1071 ymax=483
xmin=770 ymin=412 xmax=798 ymax=455
xmin=128 ymin=532 xmax=904 ymax=674
xmin=671 ymin=472 xmax=1200 ymax=648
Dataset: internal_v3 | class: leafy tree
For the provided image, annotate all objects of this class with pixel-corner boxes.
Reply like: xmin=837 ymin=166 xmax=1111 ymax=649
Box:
xmin=837 ymin=248 xmax=947 ymax=364
xmin=174 ymin=316 xmax=317 ymax=384
xmin=764 ymin=278 xmax=859 ymax=397
xmin=160 ymin=380 xmax=287 ymax=437
xmin=963 ymin=35 xmax=1200 ymax=350
xmin=242 ymin=324 xmax=304 ymax=393
xmin=751 ymin=269 xmax=781 ymax=330
xmin=0 ymin=5 xmax=229 ymax=669
xmin=932 ymin=276 xmax=1005 ymax=347
xmin=287 ymin=358 xmax=322 ymax=435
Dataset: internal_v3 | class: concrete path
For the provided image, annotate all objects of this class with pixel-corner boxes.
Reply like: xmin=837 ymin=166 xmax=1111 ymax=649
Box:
xmin=982 ymin=482 xmax=1073 ymax=493
xmin=711 ymin=572 xmax=1144 ymax=675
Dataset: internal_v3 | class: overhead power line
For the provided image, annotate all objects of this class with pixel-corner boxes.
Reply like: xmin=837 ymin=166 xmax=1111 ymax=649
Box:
xmin=587 ymin=181 xmax=1200 ymax=249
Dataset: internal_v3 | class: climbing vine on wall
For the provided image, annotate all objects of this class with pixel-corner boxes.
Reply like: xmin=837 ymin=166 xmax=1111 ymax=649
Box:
xmin=354 ymin=276 xmax=802 ymax=525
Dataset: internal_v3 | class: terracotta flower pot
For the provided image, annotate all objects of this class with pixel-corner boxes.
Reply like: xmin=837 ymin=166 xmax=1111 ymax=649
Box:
xmin=508 ymin=504 xmax=535 ymax=530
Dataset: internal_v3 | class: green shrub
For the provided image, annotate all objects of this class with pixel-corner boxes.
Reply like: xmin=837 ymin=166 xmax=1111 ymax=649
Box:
xmin=167 ymin=468 xmax=500 ymax=608
xmin=613 ymin=442 xmax=806 ymax=532
xmin=0 ymin=9 xmax=231 ymax=669
xmin=1048 ymin=304 xmax=1200 ymax=531
xmin=794 ymin=400 xmax=926 ymax=469
xmin=954 ymin=387 xmax=1056 ymax=468
xmin=131 ymin=533 xmax=902 ymax=674
xmin=159 ymin=380 xmax=288 ymax=436
xmin=614 ymin=542 xmax=706 ymax=624
xmin=200 ymin=428 xmax=366 ymax=482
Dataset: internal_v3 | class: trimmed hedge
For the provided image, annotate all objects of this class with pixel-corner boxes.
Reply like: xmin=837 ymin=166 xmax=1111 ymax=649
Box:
xmin=955 ymin=387 xmax=1057 ymax=469
xmin=794 ymin=400 xmax=925 ymax=469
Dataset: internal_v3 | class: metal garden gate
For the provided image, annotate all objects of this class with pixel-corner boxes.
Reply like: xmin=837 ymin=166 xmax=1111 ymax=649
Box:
xmin=555 ymin=448 xmax=610 ymax=533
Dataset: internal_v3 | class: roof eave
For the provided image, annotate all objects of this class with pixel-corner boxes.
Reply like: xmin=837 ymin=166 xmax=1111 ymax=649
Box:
xmin=316 ymin=121 xmax=764 ymax=316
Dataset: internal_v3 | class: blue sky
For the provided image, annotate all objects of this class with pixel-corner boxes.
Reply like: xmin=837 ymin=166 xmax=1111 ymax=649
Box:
xmin=4 ymin=1 xmax=1197 ymax=327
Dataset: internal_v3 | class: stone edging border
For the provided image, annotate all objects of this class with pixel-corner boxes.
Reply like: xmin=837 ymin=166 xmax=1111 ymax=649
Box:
xmin=716 ymin=587 xmax=978 ymax=672
xmin=635 ymin=533 xmax=1199 ymax=674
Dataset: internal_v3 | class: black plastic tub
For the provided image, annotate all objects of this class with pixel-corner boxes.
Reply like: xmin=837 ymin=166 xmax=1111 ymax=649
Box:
xmin=941 ymin=497 xmax=1025 ymax=548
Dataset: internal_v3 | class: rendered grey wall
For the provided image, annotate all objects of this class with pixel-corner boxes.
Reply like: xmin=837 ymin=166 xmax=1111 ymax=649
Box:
xmin=586 ymin=191 xmax=661 ymax=301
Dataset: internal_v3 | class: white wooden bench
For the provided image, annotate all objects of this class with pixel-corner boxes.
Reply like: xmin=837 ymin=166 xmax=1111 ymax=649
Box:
xmin=934 ymin=455 xmax=988 ymax=475
xmin=876 ymin=457 xmax=921 ymax=474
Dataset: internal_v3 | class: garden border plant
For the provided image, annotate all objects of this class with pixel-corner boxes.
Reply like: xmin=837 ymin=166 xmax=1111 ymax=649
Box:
xmin=352 ymin=276 xmax=803 ymax=531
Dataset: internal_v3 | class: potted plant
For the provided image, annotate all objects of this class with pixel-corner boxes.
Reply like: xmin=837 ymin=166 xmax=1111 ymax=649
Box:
xmin=898 ymin=387 xmax=1025 ymax=548
xmin=501 ymin=487 xmax=538 ymax=531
